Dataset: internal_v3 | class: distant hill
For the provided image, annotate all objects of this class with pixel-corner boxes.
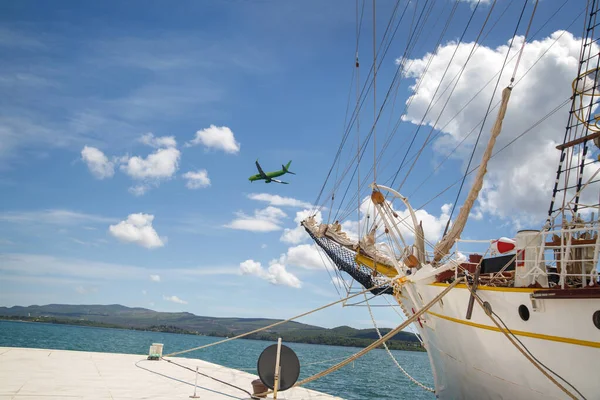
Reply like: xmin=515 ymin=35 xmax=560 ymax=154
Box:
xmin=0 ymin=304 xmax=423 ymax=351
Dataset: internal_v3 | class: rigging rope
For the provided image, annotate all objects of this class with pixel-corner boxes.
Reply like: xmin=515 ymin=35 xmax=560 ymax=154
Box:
xmin=319 ymin=0 xmax=431 ymax=217
xmin=336 ymin=0 xmax=461 ymax=222
xmin=331 ymin=0 xmax=436 ymax=221
xmin=441 ymin=0 xmax=531 ymax=238
xmin=395 ymin=0 xmax=499 ymax=196
xmin=162 ymin=280 xmax=393 ymax=358
xmin=287 ymin=278 xmax=463 ymax=390
xmin=415 ymin=95 xmax=572 ymax=212
xmin=364 ymin=293 xmax=435 ymax=392
xmin=312 ymin=0 xmax=412 ymax=212
xmin=336 ymin=0 xmax=575 ymax=225
xmin=465 ymin=283 xmax=584 ymax=400
xmin=407 ymin=12 xmax=581 ymax=200
xmin=388 ymin=0 xmax=485 ymax=192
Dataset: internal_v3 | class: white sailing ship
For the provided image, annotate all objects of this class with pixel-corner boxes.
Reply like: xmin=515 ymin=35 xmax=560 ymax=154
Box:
xmin=302 ymin=1 xmax=600 ymax=399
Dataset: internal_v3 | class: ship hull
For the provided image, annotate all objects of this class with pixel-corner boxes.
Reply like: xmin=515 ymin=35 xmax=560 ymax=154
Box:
xmin=397 ymin=283 xmax=600 ymax=399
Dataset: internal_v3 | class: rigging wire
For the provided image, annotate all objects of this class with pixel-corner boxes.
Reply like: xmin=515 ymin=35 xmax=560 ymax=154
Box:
xmin=356 ymin=0 xmax=569 ymax=209
xmin=467 ymin=288 xmax=587 ymax=400
xmin=317 ymin=0 xmax=438 ymax=216
xmin=161 ymin=358 xmax=253 ymax=398
xmin=335 ymin=0 xmax=491 ymax=223
xmin=330 ymin=0 xmax=435 ymax=222
xmin=328 ymin=0 xmax=427 ymax=219
xmin=363 ymin=293 xmax=435 ymax=392
xmin=414 ymin=96 xmax=572 ymax=212
xmin=336 ymin=0 xmax=490 ymax=222
xmin=406 ymin=10 xmax=583 ymax=200
xmin=442 ymin=0 xmax=535 ymax=237
xmin=395 ymin=0 xmax=500 ymax=197
xmin=335 ymin=0 xmax=462 ymax=222
xmin=311 ymin=0 xmax=412 ymax=212
xmin=336 ymin=0 xmax=581 ymax=224
xmin=387 ymin=0 xmax=485 ymax=191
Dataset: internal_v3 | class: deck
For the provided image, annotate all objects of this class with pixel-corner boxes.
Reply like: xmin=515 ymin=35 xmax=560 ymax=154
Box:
xmin=0 ymin=347 xmax=343 ymax=400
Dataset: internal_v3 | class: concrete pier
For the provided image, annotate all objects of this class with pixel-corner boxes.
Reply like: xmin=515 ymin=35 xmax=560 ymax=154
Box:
xmin=0 ymin=347 xmax=343 ymax=400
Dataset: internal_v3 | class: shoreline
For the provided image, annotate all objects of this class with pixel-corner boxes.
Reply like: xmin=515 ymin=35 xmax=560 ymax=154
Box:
xmin=0 ymin=316 xmax=425 ymax=352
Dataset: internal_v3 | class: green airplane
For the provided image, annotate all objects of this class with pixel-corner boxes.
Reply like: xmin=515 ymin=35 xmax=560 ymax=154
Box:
xmin=249 ymin=160 xmax=295 ymax=184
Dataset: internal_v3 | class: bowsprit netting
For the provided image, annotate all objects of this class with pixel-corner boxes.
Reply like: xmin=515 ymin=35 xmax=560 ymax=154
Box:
xmin=304 ymin=225 xmax=393 ymax=296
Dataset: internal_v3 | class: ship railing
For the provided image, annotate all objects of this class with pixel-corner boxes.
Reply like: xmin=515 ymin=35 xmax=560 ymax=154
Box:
xmin=452 ymin=225 xmax=600 ymax=289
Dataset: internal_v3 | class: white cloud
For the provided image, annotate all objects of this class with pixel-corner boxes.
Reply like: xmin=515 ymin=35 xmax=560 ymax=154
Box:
xmin=280 ymin=209 xmax=322 ymax=244
xmin=187 ymin=125 xmax=240 ymax=154
xmin=0 ymin=253 xmax=238 ymax=284
xmin=81 ymin=134 xmax=179 ymax=195
xmin=239 ymin=259 xmax=263 ymax=275
xmin=225 ymin=206 xmax=287 ymax=232
xmin=150 ymin=274 xmax=161 ymax=282
xmin=142 ymin=290 xmax=147 ymax=295
xmin=403 ymin=30 xmax=597 ymax=226
xmin=0 ymin=209 xmax=114 ymax=225
xmin=285 ymin=244 xmax=326 ymax=270
xmin=128 ymin=184 xmax=151 ymax=196
xmin=109 ymin=213 xmax=165 ymax=249
xmin=248 ymin=193 xmax=312 ymax=208
xmin=163 ymin=295 xmax=187 ymax=304
xmin=81 ymin=146 xmax=114 ymax=179
xmin=239 ymin=259 xmax=301 ymax=288
xmin=183 ymin=170 xmax=211 ymax=189
xmin=139 ymin=133 xmax=177 ymax=148
xmin=261 ymin=244 xmax=268 ymax=249
xmin=120 ymin=147 xmax=180 ymax=180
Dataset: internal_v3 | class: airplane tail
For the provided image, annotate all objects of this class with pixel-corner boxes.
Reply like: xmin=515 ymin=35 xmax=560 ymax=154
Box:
xmin=283 ymin=160 xmax=295 ymax=175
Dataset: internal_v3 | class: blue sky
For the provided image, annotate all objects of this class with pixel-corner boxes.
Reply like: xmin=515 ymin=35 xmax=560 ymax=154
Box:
xmin=0 ymin=0 xmax=591 ymax=328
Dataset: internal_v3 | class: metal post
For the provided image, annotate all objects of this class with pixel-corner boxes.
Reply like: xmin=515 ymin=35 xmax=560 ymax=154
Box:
xmin=189 ymin=366 xmax=200 ymax=398
xmin=273 ymin=338 xmax=282 ymax=400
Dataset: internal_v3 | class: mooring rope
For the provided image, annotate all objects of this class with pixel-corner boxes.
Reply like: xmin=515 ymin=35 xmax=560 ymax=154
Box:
xmin=286 ymin=278 xmax=461 ymax=390
xmin=465 ymin=283 xmax=583 ymax=400
xmin=363 ymin=293 xmax=435 ymax=392
xmin=162 ymin=279 xmax=397 ymax=358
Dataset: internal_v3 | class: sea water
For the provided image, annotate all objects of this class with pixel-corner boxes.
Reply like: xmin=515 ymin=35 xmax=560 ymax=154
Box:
xmin=0 ymin=320 xmax=435 ymax=399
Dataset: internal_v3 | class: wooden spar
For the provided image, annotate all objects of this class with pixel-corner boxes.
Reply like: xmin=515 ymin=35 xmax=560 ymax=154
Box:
xmin=433 ymin=86 xmax=513 ymax=263
xmin=555 ymin=130 xmax=600 ymax=150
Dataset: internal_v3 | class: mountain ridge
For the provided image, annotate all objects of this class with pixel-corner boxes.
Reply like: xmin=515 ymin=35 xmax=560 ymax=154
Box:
xmin=0 ymin=303 xmax=423 ymax=351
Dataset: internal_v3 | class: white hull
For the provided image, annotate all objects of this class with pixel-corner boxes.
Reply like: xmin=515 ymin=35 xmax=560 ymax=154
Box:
xmin=397 ymin=283 xmax=600 ymax=399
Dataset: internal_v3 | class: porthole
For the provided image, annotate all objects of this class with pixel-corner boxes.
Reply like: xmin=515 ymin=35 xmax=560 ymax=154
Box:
xmin=518 ymin=305 xmax=530 ymax=321
xmin=593 ymin=311 xmax=600 ymax=330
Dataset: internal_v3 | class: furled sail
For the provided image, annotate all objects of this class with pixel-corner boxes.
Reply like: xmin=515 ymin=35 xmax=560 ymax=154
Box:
xmin=433 ymin=86 xmax=513 ymax=263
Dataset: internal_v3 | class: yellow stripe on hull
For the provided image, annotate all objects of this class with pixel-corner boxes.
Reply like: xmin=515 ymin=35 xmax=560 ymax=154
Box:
xmin=429 ymin=282 xmax=550 ymax=293
xmin=427 ymin=311 xmax=600 ymax=349
xmin=354 ymin=253 xmax=398 ymax=278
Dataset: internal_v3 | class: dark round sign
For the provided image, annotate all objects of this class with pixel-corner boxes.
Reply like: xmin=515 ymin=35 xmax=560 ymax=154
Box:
xmin=256 ymin=344 xmax=300 ymax=391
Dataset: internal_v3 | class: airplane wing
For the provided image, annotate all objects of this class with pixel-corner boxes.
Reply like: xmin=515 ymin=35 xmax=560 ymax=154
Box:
xmin=271 ymin=179 xmax=289 ymax=184
xmin=255 ymin=160 xmax=268 ymax=179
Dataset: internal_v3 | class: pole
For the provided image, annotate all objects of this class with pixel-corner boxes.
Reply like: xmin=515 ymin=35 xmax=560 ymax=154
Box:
xmin=273 ymin=338 xmax=282 ymax=400
xmin=189 ymin=366 xmax=200 ymax=398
